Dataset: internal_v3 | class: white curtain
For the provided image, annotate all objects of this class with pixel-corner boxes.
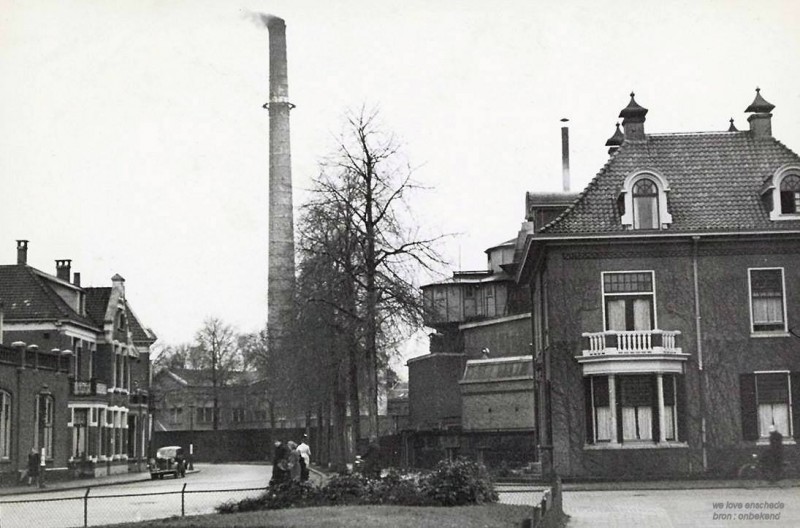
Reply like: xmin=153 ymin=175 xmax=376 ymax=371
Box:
xmin=622 ymin=406 xmax=652 ymax=440
xmin=759 ymin=403 xmax=789 ymax=437
xmin=752 ymin=298 xmax=783 ymax=324
xmin=596 ymin=407 xmax=613 ymax=441
xmin=607 ymin=300 xmax=626 ymax=331
xmin=663 ymin=405 xmax=675 ymax=440
xmin=633 ymin=299 xmax=652 ymax=330
xmin=635 ymin=196 xmax=659 ymax=229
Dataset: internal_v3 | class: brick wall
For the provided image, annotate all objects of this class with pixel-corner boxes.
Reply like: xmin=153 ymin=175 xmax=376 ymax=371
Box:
xmin=408 ymin=354 xmax=465 ymax=430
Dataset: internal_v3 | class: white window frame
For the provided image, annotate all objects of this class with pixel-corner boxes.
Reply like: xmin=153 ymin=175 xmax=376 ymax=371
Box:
xmin=768 ymin=165 xmax=800 ymax=221
xmin=748 ymin=267 xmax=788 ymax=336
xmin=601 ymin=270 xmax=657 ymax=331
xmin=619 ymin=171 xmax=672 ymax=229
xmin=753 ymin=370 xmax=794 ymax=438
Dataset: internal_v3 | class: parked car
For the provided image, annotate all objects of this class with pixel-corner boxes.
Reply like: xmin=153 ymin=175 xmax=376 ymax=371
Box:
xmin=149 ymin=446 xmax=186 ymax=479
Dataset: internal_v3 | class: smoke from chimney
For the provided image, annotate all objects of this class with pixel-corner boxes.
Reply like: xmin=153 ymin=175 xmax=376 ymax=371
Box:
xmin=560 ymin=118 xmax=570 ymax=192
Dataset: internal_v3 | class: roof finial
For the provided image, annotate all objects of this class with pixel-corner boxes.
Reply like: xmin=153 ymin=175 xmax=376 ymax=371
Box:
xmin=728 ymin=118 xmax=738 ymax=132
xmin=745 ymin=87 xmax=774 ymax=113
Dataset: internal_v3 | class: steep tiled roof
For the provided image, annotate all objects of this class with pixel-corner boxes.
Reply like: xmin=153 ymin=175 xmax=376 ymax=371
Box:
xmin=542 ymin=132 xmax=800 ymax=235
xmin=0 ymin=265 xmax=98 ymax=328
xmin=84 ymin=287 xmax=111 ymax=325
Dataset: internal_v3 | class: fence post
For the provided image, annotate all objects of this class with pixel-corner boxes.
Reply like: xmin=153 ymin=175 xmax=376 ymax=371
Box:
xmin=181 ymin=483 xmax=187 ymax=516
xmin=84 ymin=488 xmax=91 ymax=528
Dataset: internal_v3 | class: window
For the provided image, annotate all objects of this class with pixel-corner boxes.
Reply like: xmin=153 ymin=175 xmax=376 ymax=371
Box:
xmin=740 ymin=372 xmax=798 ymax=440
xmin=749 ymin=268 xmax=786 ymax=333
xmin=585 ymin=374 xmax=683 ymax=445
xmin=0 ymin=391 xmax=10 ymax=459
xmin=780 ymin=174 xmax=800 ymax=214
xmin=619 ymin=171 xmax=672 ymax=229
xmin=632 ymin=178 xmax=659 ymax=229
xmin=602 ymin=271 xmax=655 ymax=331
xmin=35 ymin=394 xmax=54 ymax=459
xmin=170 ymin=407 xmax=183 ymax=423
xmin=231 ymin=408 xmax=246 ymax=423
xmin=197 ymin=406 xmax=215 ymax=424
xmin=72 ymin=408 xmax=88 ymax=458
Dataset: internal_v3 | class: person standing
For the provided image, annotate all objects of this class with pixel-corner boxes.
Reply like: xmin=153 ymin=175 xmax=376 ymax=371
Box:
xmin=297 ymin=434 xmax=311 ymax=482
xmin=287 ymin=441 xmax=301 ymax=482
xmin=765 ymin=425 xmax=784 ymax=482
xmin=26 ymin=448 xmax=39 ymax=486
xmin=269 ymin=440 xmax=289 ymax=487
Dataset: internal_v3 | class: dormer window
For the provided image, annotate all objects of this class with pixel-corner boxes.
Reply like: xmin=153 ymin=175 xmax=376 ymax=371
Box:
xmin=632 ymin=179 xmax=659 ymax=229
xmin=767 ymin=167 xmax=800 ymax=220
xmin=779 ymin=174 xmax=800 ymax=214
xmin=619 ymin=171 xmax=672 ymax=230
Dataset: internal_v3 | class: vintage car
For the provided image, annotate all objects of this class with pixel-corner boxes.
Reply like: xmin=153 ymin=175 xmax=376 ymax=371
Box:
xmin=149 ymin=446 xmax=186 ymax=479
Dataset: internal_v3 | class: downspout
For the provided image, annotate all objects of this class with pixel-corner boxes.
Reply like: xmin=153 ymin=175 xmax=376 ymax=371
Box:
xmin=692 ymin=235 xmax=707 ymax=471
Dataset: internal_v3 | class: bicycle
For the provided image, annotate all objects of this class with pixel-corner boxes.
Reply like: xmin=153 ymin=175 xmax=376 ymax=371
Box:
xmin=737 ymin=453 xmax=789 ymax=486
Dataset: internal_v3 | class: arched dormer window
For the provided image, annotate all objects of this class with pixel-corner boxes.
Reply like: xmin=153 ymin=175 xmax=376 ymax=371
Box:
xmin=780 ymin=174 xmax=800 ymax=214
xmin=766 ymin=166 xmax=800 ymax=220
xmin=619 ymin=171 xmax=672 ymax=230
xmin=632 ymin=178 xmax=659 ymax=229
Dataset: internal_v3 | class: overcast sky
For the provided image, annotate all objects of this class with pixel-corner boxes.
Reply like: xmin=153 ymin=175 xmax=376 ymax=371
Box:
xmin=2 ymin=1 xmax=800 ymax=364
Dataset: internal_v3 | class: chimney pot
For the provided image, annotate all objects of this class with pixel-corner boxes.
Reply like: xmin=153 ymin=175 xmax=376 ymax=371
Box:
xmin=56 ymin=260 xmax=72 ymax=281
xmin=16 ymin=240 xmax=28 ymax=265
xmin=73 ymin=272 xmax=81 ymax=287
xmin=745 ymin=88 xmax=775 ymax=139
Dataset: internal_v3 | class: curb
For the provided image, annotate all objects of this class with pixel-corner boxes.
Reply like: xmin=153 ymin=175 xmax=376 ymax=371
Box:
xmin=0 ymin=469 xmax=201 ymax=497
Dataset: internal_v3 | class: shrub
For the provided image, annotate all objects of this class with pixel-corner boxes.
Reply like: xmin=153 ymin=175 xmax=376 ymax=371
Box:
xmin=217 ymin=481 xmax=320 ymax=514
xmin=421 ymin=457 xmax=498 ymax=506
xmin=319 ymin=473 xmax=369 ymax=504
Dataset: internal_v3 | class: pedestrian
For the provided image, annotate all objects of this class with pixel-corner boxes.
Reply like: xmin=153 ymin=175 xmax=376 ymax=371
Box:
xmin=765 ymin=425 xmax=783 ymax=482
xmin=26 ymin=447 xmax=39 ymax=486
xmin=269 ymin=440 xmax=289 ymax=487
xmin=287 ymin=440 xmax=301 ymax=482
xmin=297 ymin=434 xmax=311 ymax=482
xmin=362 ymin=439 xmax=381 ymax=479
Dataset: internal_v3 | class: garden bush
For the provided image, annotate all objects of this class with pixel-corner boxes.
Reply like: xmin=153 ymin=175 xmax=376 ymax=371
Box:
xmin=217 ymin=457 xmax=497 ymax=514
xmin=421 ymin=457 xmax=498 ymax=506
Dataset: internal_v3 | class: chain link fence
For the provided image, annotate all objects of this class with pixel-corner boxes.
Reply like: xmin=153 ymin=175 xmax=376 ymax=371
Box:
xmin=0 ymin=485 xmax=266 ymax=528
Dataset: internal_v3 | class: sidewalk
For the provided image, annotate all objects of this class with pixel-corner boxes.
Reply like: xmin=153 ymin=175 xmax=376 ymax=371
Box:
xmin=560 ymin=477 xmax=800 ymax=492
xmin=0 ymin=468 xmax=201 ymax=497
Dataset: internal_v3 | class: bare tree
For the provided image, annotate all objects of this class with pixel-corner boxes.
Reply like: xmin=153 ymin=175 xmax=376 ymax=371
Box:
xmin=194 ymin=317 xmax=241 ymax=430
xmin=298 ymin=106 xmax=445 ymax=445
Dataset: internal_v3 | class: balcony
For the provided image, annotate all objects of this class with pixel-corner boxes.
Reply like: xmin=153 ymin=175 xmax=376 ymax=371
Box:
xmin=577 ymin=330 xmax=689 ymax=376
xmin=70 ymin=378 xmax=108 ymax=397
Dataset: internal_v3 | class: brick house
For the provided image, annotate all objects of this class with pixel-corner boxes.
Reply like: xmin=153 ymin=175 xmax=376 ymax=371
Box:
xmin=151 ymin=368 xmax=272 ymax=431
xmin=517 ymin=90 xmax=800 ymax=479
xmin=0 ymin=241 xmax=156 ymax=479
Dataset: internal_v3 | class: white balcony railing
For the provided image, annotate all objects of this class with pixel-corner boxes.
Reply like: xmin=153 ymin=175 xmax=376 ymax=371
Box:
xmin=581 ymin=329 xmax=682 ymax=356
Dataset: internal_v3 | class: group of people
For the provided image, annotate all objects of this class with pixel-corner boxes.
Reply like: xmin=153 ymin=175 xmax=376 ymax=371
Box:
xmin=270 ymin=434 xmax=311 ymax=486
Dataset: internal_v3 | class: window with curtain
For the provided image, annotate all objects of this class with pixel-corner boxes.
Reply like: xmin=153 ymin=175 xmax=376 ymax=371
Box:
xmin=591 ymin=377 xmax=613 ymax=441
xmin=632 ymin=178 xmax=659 ymax=229
xmin=749 ymin=269 xmax=785 ymax=333
xmin=620 ymin=375 xmax=653 ymax=441
xmin=72 ymin=408 xmax=88 ymax=458
xmin=35 ymin=394 xmax=54 ymax=459
xmin=780 ymin=174 xmax=800 ymax=214
xmin=603 ymin=272 xmax=655 ymax=331
xmin=663 ymin=375 xmax=677 ymax=441
xmin=756 ymin=373 xmax=790 ymax=437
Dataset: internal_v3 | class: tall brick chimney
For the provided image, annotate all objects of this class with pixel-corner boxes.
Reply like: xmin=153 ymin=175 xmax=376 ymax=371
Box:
xmin=56 ymin=260 xmax=72 ymax=281
xmin=16 ymin=240 xmax=28 ymax=265
xmin=560 ymin=118 xmax=570 ymax=192
xmin=265 ymin=15 xmax=296 ymax=358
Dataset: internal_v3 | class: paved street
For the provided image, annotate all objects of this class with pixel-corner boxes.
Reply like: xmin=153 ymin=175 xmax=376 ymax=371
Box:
xmin=0 ymin=464 xmax=273 ymax=528
xmin=563 ymin=487 xmax=800 ymax=528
